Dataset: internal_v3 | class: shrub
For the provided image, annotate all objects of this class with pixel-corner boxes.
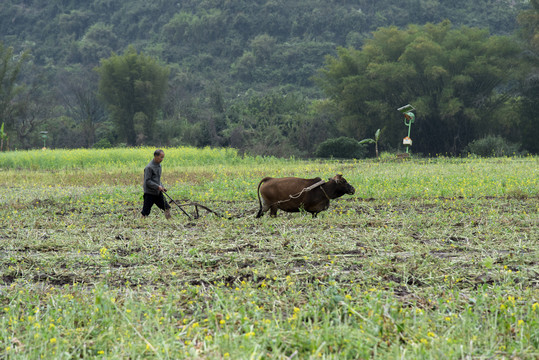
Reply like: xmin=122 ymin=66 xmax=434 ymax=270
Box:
xmin=93 ymin=138 xmax=112 ymax=149
xmin=315 ymin=137 xmax=367 ymax=159
xmin=465 ymin=135 xmax=521 ymax=157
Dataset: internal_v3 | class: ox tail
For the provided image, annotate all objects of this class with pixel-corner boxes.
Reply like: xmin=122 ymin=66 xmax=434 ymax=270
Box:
xmin=256 ymin=177 xmax=272 ymax=218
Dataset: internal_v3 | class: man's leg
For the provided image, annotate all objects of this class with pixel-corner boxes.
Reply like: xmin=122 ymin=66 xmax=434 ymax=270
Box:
xmin=141 ymin=194 xmax=156 ymax=217
xmin=155 ymin=193 xmax=172 ymax=219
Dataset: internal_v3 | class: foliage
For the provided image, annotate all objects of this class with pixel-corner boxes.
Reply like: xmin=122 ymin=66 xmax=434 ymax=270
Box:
xmin=96 ymin=46 xmax=169 ymax=146
xmin=315 ymin=137 xmax=367 ymax=159
xmin=316 ymin=21 xmax=523 ymax=155
xmin=359 ymin=128 xmax=381 ymax=157
xmin=517 ymin=0 xmax=539 ymax=53
xmin=77 ymin=22 xmax=119 ymax=65
xmin=516 ymin=0 xmax=539 ymax=153
xmin=0 ymin=1 xmax=536 ymax=153
xmin=0 ymin=1 xmax=529 ymax=66
xmin=92 ymin=138 xmax=112 ymax=149
xmin=465 ymin=135 xmax=522 ymax=157
xmin=0 ymin=42 xmax=30 ymax=136
xmin=221 ymin=90 xmax=316 ymax=156
xmin=57 ymin=66 xmax=106 ymax=148
xmin=0 ymin=122 xmax=7 ymax=151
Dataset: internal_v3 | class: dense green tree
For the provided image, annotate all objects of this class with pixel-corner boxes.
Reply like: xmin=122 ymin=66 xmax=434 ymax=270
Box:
xmin=0 ymin=42 xmax=30 ymax=147
xmin=316 ymin=21 xmax=521 ymax=154
xmin=96 ymin=46 xmax=169 ymax=146
xmin=516 ymin=0 xmax=539 ymax=153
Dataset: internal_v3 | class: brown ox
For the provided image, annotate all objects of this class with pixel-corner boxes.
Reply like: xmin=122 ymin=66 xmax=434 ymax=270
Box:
xmin=256 ymin=174 xmax=355 ymax=218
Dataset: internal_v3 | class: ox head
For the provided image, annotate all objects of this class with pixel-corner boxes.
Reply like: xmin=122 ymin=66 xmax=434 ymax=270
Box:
xmin=329 ymin=174 xmax=355 ymax=196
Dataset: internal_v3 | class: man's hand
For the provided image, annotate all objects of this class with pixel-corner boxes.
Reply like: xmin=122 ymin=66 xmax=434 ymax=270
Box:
xmin=158 ymin=186 xmax=167 ymax=192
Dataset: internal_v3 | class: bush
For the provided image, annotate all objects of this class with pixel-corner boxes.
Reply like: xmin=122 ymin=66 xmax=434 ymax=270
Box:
xmin=93 ymin=138 xmax=112 ymax=149
xmin=315 ymin=137 xmax=367 ymax=159
xmin=465 ymin=135 xmax=521 ymax=157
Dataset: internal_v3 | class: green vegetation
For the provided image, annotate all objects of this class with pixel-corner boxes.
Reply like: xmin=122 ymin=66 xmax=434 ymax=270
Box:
xmin=0 ymin=43 xmax=30 ymax=149
xmin=0 ymin=1 xmax=537 ymax=156
xmin=315 ymin=137 xmax=368 ymax=159
xmin=465 ymin=135 xmax=523 ymax=157
xmin=96 ymin=46 xmax=170 ymax=146
xmin=516 ymin=0 xmax=539 ymax=154
xmin=316 ymin=21 xmax=521 ymax=155
xmin=359 ymin=129 xmax=381 ymax=158
xmin=1 ymin=148 xmax=538 ymax=358
xmin=0 ymin=122 xmax=8 ymax=151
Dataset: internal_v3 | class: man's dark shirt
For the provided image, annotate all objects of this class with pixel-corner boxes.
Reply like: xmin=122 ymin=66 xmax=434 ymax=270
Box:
xmin=143 ymin=160 xmax=162 ymax=195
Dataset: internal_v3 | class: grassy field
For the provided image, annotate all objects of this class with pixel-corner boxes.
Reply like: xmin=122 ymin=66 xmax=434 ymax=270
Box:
xmin=1 ymin=148 xmax=538 ymax=359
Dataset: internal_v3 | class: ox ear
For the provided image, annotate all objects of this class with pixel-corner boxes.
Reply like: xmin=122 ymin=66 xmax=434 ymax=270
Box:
xmin=334 ymin=174 xmax=343 ymax=183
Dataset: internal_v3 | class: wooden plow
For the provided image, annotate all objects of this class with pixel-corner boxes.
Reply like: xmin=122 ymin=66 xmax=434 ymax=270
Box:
xmin=162 ymin=191 xmax=223 ymax=220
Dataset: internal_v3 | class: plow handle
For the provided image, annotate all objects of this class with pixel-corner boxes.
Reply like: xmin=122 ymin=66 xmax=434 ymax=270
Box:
xmin=162 ymin=191 xmax=193 ymax=220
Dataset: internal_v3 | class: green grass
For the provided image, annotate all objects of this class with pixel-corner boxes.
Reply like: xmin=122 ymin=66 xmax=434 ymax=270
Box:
xmin=1 ymin=148 xmax=538 ymax=359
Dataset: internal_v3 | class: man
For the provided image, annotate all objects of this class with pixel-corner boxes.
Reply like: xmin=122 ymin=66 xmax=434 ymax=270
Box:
xmin=141 ymin=149 xmax=171 ymax=219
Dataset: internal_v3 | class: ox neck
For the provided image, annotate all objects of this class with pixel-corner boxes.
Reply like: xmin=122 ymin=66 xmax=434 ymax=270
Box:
xmin=320 ymin=181 xmax=334 ymax=200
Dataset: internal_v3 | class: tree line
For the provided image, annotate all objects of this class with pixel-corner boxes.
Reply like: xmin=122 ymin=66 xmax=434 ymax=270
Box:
xmin=0 ymin=0 xmax=537 ymax=155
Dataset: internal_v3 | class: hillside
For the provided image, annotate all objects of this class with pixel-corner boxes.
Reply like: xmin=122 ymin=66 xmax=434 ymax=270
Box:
xmin=1 ymin=0 xmax=528 ymax=85
xmin=0 ymin=0 xmax=535 ymax=154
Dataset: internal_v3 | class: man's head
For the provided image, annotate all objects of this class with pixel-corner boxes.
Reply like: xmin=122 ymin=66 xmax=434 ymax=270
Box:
xmin=153 ymin=149 xmax=165 ymax=164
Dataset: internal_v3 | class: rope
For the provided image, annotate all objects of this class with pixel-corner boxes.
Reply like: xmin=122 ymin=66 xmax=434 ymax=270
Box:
xmin=273 ymin=179 xmax=327 ymax=206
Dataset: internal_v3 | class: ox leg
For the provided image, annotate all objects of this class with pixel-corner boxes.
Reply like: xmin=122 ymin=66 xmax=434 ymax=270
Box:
xmin=312 ymin=212 xmax=319 ymax=218
xmin=269 ymin=206 xmax=278 ymax=217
